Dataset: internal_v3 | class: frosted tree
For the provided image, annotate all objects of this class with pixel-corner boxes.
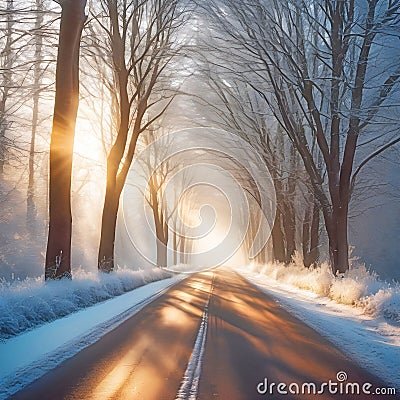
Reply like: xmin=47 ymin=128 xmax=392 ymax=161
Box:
xmin=191 ymin=53 xmax=319 ymax=264
xmin=203 ymin=0 xmax=400 ymax=273
xmin=87 ymin=0 xmax=187 ymax=272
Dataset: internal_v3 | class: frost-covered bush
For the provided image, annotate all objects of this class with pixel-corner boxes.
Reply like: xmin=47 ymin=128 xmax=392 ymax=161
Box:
xmin=329 ymin=265 xmax=379 ymax=305
xmin=250 ymin=253 xmax=400 ymax=322
xmin=250 ymin=253 xmax=333 ymax=296
xmin=0 ymin=267 xmax=171 ymax=340
xmin=356 ymin=287 xmax=400 ymax=323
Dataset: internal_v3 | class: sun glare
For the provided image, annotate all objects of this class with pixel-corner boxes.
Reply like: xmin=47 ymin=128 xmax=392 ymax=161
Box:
xmin=74 ymin=115 xmax=105 ymax=162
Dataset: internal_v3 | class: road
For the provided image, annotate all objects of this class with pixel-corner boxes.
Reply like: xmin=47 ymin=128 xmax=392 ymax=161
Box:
xmin=11 ymin=269 xmax=397 ymax=400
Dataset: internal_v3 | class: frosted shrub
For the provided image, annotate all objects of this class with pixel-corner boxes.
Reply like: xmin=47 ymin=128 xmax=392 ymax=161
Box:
xmin=357 ymin=287 xmax=400 ymax=322
xmin=285 ymin=255 xmax=333 ymax=296
xmin=0 ymin=267 xmax=171 ymax=340
xmin=329 ymin=276 xmax=367 ymax=305
xmin=258 ymin=253 xmax=334 ymax=296
xmin=329 ymin=265 xmax=377 ymax=305
xmin=252 ymin=254 xmax=400 ymax=321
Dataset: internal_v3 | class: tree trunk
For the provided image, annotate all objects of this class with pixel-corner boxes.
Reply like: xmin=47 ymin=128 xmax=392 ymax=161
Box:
xmin=328 ymin=142 xmax=353 ymax=274
xmin=302 ymin=203 xmax=311 ymax=266
xmin=336 ymin=202 xmax=349 ymax=273
xmin=0 ymin=0 xmax=13 ymax=176
xmin=97 ymin=81 xmax=130 ymax=272
xmin=173 ymin=228 xmax=178 ymax=265
xmin=179 ymin=235 xmax=185 ymax=263
xmin=45 ymin=0 xmax=86 ymax=280
xmin=320 ymin=205 xmax=344 ymax=275
xmin=283 ymin=147 xmax=297 ymax=263
xmin=27 ymin=104 xmax=38 ymax=232
xmin=27 ymin=0 xmax=43 ymax=233
xmin=282 ymin=200 xmax=296 ymax=263
xmin=98 ymin=184 xmax=120 ymax=272
xmin=303 ymin=199 xmax=320 ymax=267
xmin=156 ymin=238 xmax=168 ymax=267
xmin=271 ymin=211 xmax=286 ymax=263
xmin=154 ymin=215 xmax=168 ymax=268
xmin=326 ymin=200 xmax=349 ymax=274
xmin=270 ymin=174 xmax=287 ymax=263
xmin=258 ymin=244 xmax=266 ymax=264
xmin=309 ymin=201 xmax=320 ymax=264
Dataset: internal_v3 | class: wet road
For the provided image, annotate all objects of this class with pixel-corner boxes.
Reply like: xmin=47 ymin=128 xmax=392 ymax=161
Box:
xmin=10 ymin=269 xmax=397 ymax=400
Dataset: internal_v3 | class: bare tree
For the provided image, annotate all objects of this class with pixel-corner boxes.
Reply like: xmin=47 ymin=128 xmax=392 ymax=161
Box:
xmin=88 ymin=0 xmax=186 ymax=272
xmin=204 ymin=0 xmax=400 ymax=273
xmin=136 ymin=130 xmax=195 ymax=267
xmin=0 ymin=0 xmax=15 ymax=176
xmin=191 ymin=58 xmax=316 ymax=264
xmin=141 ymin=132 xmax=174 ymax=267
xmin=302 ymin=186 xmax=321 ymax=267
xmin=45 ymin=0 xmax=87 ymax=279
xmin=27 ymin=0 xmax=45 ymax=232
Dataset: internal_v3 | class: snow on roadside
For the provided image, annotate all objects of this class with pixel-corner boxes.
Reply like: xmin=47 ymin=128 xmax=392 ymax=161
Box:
xmin=0 ymin=273 xmax=186 ymax=399
xmin=248 ymin=253 xmax=400 ymax=323
xmin=236 ymin=266 xmax=400 ymax=390
xmin=0 ymin=266 xmax=171 ymax=340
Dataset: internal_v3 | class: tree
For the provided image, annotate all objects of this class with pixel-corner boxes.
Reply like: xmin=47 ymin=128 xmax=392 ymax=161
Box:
xmin=191 ymin=57 xmax=314 ymax=264
xmin=27 ymin=0 xmax=45 ymax=232
xmin=204 ymin=0 xmax=400 ymax=273
xmin=266 ymin=0 xmax=400 ymax=273
xmin=91 ymin=0 xmax=186 ymax=272
xmin=170 ymin=179 xmax=195 ymax=265
xmin=45 ymin=0 xmax=87 ymax=279
xmin=136 ymin=130 xmax=195 ymax=267
xmin=140 ymin=132 xmax=174 ymax=267
xmin=0 ymin=0 xmax=15 ymax=176
xmin=302 ymin=186 xmax=321 ymax=267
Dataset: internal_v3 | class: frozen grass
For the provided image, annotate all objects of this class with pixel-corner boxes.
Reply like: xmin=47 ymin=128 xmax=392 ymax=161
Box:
xmin=0 ymin=267 xmax=171 ymax=340
xmin=249 ymin=252 xmax=400 ymax=323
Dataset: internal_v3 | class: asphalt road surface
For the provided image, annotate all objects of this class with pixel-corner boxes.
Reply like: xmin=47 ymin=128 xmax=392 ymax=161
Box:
xmin=10 ymin=269 xmax=398 ymax=400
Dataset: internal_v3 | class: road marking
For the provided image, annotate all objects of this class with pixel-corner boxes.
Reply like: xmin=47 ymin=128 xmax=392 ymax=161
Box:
xmin=175 ymin=274 xmax=214 ymax=400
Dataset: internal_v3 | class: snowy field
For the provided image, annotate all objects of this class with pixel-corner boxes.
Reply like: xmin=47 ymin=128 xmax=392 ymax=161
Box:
xmin=236 ymin=263 xmax=400 ymax=390
xmin=0 ymin=273 xmax=186 ymax=399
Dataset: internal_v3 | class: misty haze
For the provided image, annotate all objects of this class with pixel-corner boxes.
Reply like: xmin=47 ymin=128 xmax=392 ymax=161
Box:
xmin=1 ymin=1 xmax=399 ymax=399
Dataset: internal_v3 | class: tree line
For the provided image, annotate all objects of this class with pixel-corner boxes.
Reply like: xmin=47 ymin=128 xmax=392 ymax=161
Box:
xmin=194 ymin=0 xmax=400 ymax=274
xmin=1 ymin=0 xmax=399 ymax=279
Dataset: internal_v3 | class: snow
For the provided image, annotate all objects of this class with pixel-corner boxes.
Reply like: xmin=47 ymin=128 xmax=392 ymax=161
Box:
xmin=247 ymin=253 xmax=400 ymax=323
xmin=0 ymin=266 xmax=172 ymax=340
xmin=235 ymin=265 xmax=400 ymax=391
xmin=1 ymin=261 xmax=399 ymax=398
xmin=0 ymin=273 xmax=186 ymax=400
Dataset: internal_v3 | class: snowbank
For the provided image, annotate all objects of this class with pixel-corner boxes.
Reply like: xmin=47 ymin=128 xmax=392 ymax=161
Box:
xmin=0 ymin=274 xmax=186 ymax=399
xmin=0 ymin=267 xmax=171 ymax=340
xmin=248 ymin=252 xmax=400 ymax=323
